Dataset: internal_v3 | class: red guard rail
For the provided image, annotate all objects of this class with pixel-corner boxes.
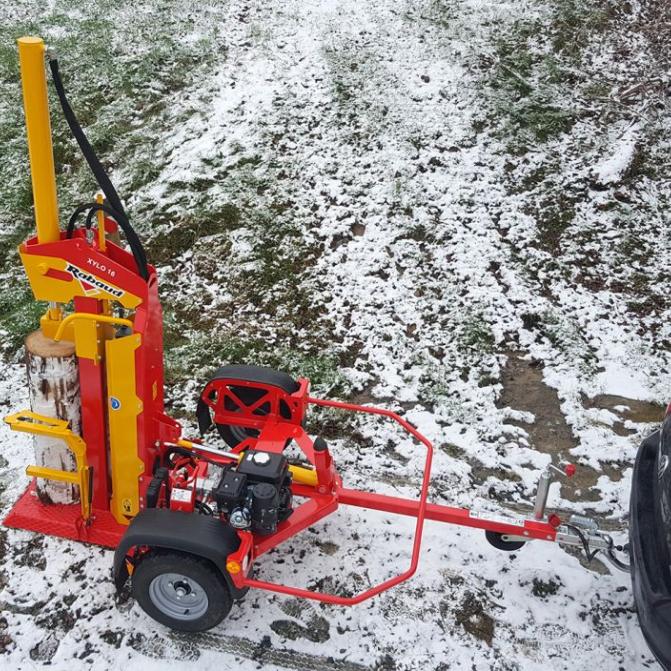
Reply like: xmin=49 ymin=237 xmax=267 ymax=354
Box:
xmin=238 ymin=396 xmax=434 ymax=605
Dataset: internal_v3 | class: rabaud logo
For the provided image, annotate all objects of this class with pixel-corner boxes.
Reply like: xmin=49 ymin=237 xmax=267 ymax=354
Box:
xmin=65 ymin=263 xmax=125 ymax=298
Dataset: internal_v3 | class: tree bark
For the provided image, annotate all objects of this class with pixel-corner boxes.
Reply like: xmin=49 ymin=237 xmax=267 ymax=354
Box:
xmin=25 ymin=330 xmax=81 ymax=504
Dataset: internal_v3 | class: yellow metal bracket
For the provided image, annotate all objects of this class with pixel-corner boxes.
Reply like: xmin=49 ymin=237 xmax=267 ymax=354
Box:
xmin=53 ymin=312 xmax=133 ymax=362
xmin=4 ymin=411 xmax=91 ymax=521
xmin=40 ymin=307 xmax=69 ymax=340
xmin=106 ymin=333 xmax=143 ymax=523
xmin=54 ymin=313 xmax=133 ymax=340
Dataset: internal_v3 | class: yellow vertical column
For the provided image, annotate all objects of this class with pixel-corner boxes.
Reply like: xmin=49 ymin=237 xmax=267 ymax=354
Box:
xmin=18 ymin=36 xmax=63 ymax=331
xmin=17 ymin=36 xmax=60 ymax=244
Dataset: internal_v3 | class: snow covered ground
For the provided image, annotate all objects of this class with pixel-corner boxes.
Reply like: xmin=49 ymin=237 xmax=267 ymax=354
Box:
xmin=0 ymin=0 xmax=670 ymax=669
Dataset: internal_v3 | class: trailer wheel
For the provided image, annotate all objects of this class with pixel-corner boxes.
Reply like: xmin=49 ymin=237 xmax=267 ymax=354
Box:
xmin=211 ymin=366 xmax=299 ymax=449
xmin=485 ymin=530 xmax=526 ymax=552
xmin=132 ymin=550 xmax=232 ymax=632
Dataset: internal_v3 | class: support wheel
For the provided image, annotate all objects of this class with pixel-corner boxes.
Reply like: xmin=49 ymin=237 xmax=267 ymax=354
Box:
xmin=216 ymin=383 xmax=268 ymax=448
xmin=199 ymin=365 xmax=300 ymax=449
xmin=485 ymin=530 xmax=526 ymax=552
xmin=131 ymin=551 xmax=232 ymax=632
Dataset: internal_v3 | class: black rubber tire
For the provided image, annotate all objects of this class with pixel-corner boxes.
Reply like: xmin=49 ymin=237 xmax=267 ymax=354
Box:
xmin=485 ymin=530 xmax=526 ymax=552
xmin=216 ymin=384 xmax=268 ymax=448
xmin=131 ymin=550 xmax=232 ymax=632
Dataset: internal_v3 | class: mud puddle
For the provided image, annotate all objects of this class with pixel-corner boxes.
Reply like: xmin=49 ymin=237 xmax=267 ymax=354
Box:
xmin=496 ymin=353 xmax=662 ymax=505
xmin=497 ymin=353 xmax=585 ymax=500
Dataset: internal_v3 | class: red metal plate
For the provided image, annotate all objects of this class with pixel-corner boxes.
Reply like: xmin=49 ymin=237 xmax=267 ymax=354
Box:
xmin=3 ymin=481 xmax=126 ymax=548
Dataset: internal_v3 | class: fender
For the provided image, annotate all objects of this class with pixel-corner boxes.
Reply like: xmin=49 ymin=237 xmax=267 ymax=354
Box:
xmin=112 ymin=508 xmax=246 ymax=598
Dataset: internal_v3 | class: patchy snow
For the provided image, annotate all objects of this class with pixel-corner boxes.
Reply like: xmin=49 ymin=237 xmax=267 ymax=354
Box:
xmin=596 ymin=361 xmax=655 ymax=402
xmin=591 ymin=125 xmax=639 ymax=187
xmin=0 ymin=0 xmax=670 ymax=669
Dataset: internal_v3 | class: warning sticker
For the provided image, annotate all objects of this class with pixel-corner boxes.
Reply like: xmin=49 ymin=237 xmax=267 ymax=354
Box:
xmin=469 ymin=510 xmax=525 ymax=527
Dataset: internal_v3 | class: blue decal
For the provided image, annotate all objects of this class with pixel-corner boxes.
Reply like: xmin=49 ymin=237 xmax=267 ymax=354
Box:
xmin=110 ymin=397 xmax=121 ymax=410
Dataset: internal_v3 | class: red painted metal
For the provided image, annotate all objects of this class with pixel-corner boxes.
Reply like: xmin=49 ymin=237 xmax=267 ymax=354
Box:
xmin=5 ymin=481 xmax=126 ymax=548
xmin=19 ymin=232 xmax=180 ymax=512
xmin=201 ymin=376 xmax=307 ymax=435
xmin=73 ymin=295 xmax=109 ymax=510
xmin=225 ymin=395 xmax=557 ymax=605
xmin=226 ymin=396 xmax=435 ymax=605
xmin=167 ymin=457 xmax=198 ymax=512
xmin=336 ymin=488 xmax=556 ymax=540
xmin=5 ymin=229 xmax=567 ymax=609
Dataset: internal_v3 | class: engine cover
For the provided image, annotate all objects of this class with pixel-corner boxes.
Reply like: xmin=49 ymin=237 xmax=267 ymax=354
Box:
xmin=237 ymin=450 xmax=289 ymax=484
xmin=212 ymin=449 xmax=293 ymax=535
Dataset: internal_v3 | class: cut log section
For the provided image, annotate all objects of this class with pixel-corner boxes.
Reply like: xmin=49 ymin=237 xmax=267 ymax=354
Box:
xmin=25 ymin=329 xmax=81 ymax=504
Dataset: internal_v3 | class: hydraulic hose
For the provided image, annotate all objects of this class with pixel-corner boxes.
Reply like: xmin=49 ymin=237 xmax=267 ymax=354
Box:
xmin=48 ymin=55 xmax=149 ymax=281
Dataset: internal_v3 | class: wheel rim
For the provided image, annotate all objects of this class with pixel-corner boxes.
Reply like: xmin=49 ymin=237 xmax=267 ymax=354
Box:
xmin=148 ymin=572 xmax=209 ymax=621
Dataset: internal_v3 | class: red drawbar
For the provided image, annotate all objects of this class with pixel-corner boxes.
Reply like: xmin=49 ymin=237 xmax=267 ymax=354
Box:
xmin=4 ymin=481 xmax=126 ymax=548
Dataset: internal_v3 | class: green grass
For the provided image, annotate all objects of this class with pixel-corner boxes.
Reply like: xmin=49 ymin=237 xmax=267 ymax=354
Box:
xmin=0 ymin=2 xmax=224 ymax=243
xmin=0 ymin=280 xmax=47 ymax=353
xmin=459 ymin=314 xmax=496 ymax=355
xmin=164 ymin=330 xmax=347 ymax=394
xmin=0 ymin=1 xmax=228 ymax=361
xmin=536 ymin=309 xmax=598 ymax=373
xmin=485 ymin=1 xmax=612 ymax=147
xmin=549 ymin=0 xmax=611 ymax=59
xmin=146 ymin=204 xmax=242 ymax=263
xmin=532 ymin=193 xmax=577 ymax=251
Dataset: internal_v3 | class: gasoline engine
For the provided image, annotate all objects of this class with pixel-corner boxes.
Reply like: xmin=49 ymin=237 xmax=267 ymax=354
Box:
xmin=146 ymin=448 xmax=293 ymax=536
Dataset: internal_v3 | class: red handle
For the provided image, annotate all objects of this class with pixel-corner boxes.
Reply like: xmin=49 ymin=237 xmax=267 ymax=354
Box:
xmin=238 ymin=397 xmax=434 ymax=605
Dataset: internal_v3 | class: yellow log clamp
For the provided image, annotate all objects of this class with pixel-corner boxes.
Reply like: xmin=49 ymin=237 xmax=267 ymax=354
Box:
xmin=53 ymin=312 xmax=133 ymax=342
xmin=4 ymin=411 xmax=92 ymax=522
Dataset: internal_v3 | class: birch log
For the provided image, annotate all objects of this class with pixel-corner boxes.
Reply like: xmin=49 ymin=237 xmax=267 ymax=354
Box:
xmin=25 ymin=329 xmax=81 ymax=504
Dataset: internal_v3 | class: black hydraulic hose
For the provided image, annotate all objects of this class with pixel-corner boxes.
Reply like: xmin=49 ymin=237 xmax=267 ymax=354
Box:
xmin=87 ymin=203 xmax=146 ymax=265
xmin=66 ymin=202 xmax=99 ymax=237
xmin=66 ymin=201 xmax=120 ymax=237
xmin=48 ymin=56 xmax=150 ymax=281
xmin=84 ymin=203 xmax=109 ymax=231
xmin=67 ymin=203 xmax=149 ymax=281
xmin=194 ymin=500 xmax=214 ymax=516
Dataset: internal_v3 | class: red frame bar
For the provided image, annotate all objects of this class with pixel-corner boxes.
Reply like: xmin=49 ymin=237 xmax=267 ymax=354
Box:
xmin=225 ymin=395 xmax=558 ymax=606
xmin=229 ymin=396 xmax=435 ymax=605
xmin=336 ymin=488 xmax=556 ymax=540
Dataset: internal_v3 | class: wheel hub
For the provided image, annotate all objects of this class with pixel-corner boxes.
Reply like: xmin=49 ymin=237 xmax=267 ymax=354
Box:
xmin=148 ymin=572 xmax=209 ymax=621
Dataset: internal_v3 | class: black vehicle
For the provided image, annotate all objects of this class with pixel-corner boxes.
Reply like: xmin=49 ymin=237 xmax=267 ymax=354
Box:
xmin=630 ymin=411 xmax=671 ymax=670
